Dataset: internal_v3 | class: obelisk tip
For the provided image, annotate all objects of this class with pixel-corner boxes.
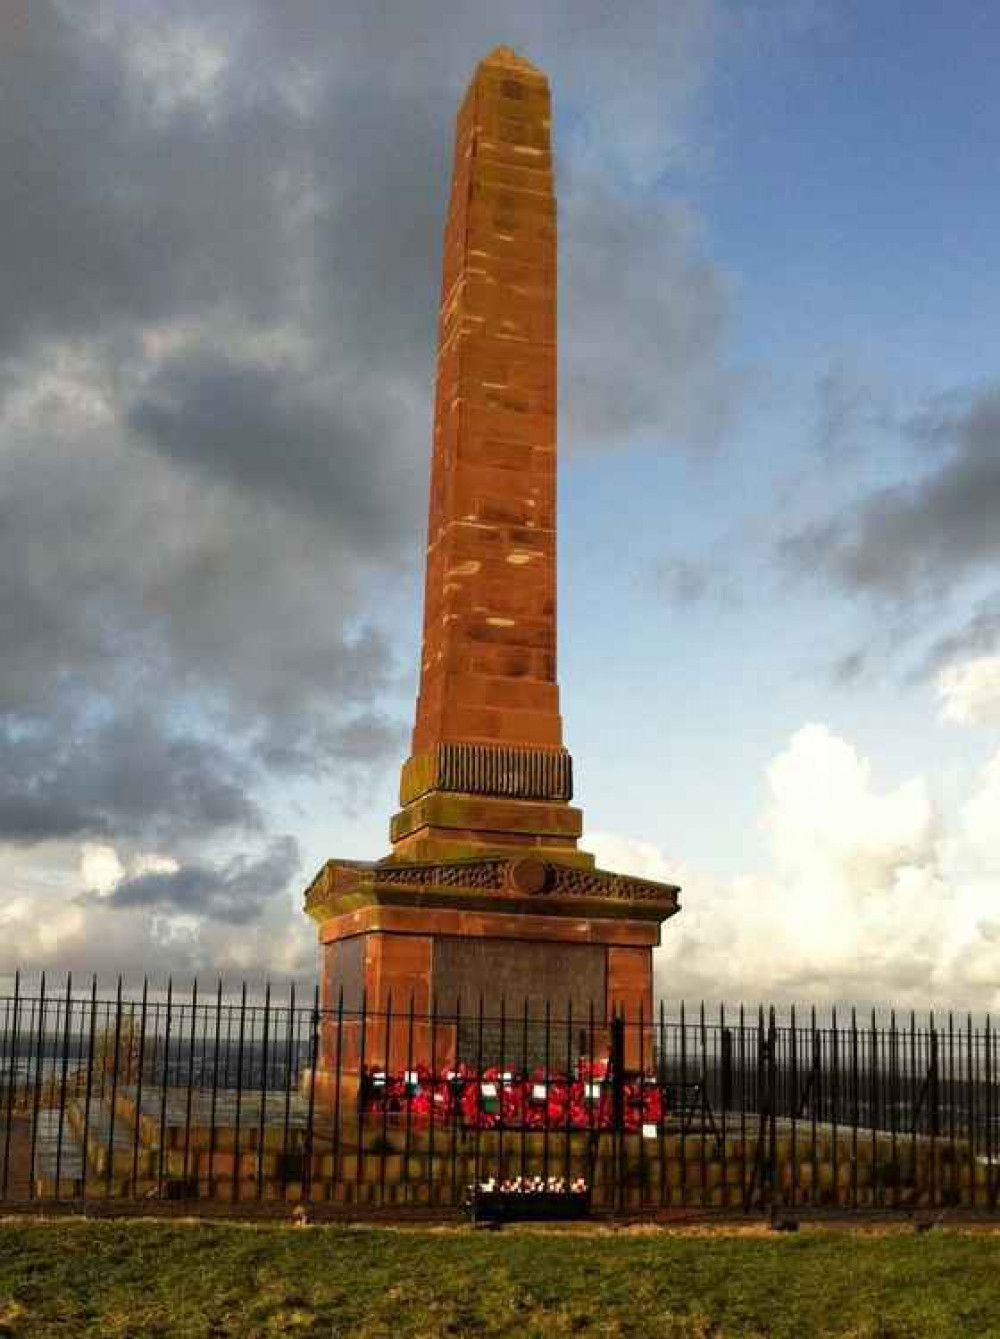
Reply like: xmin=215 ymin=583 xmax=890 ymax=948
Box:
xmin=479 ymin=45 xmax=543 ymax=75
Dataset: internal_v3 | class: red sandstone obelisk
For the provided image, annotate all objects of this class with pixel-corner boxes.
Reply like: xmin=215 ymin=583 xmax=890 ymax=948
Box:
xmin=305 ymin=49 xmax=680 ymax=1074
xmin=390 ymin=46 xmax=583 ymax=867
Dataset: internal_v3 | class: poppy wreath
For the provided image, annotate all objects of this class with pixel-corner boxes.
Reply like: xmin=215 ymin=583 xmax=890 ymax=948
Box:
xmin=359 ymin=1061 xmax=666 ymax=1131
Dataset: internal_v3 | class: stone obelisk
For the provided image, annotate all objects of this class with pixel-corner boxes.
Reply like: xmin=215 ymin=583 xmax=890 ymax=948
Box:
xmin=390 ymin=45 xmax=583 ymax=868
xmin=305 ymin=48 xmax=680 ymax=1076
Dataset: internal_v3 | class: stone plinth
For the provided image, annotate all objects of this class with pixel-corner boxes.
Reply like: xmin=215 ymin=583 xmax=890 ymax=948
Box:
xmin=305 ymin=855 xmax=679 ymax=1075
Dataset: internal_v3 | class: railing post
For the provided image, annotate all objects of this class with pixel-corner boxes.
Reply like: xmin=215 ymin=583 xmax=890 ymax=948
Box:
xmin=929 ymin=1021 xmax=940 ymax=1138
xmin=207 ymin=980 xmax=222 ymax=1199
xmin=679 ymin=1000 xmax=688 ymax=1205
xmin=53 ymin=973 xmax=72 ymax=1200
xmin=830 ymin=1006 xmax=839 ymax=1207
xmin=1 ymin=971 xmax=20 ymax=1200
xmin=564 ymin=998 xmax=574 ymax=1194
xmin=870 ymin=1008 xmax=880 ymax=1207
xmin=301 ymin=982 xmax=319 ymax=1207
xmin=380 ymin=992 xmax=393 ymax=1207
xmin=256 ymin=982 xmax=271 ymax=1202
xmin=850 ymin=1007 xmax=859 ymax=1211
xmin=967 ymin=1014 xmax=976 ymax=1210
xmin=594 ymin=1000 xmax=603 ymax=1207
xmin=231 ymin=981 xmax=246 ymax=1204
xmin=720 ymin=1003 xmax=729 ymax=1213
xmin=986 ymin=1015 xmax=995 ymax=1211
xmin=28 ymin=971 xmax=47 ymax=1201
xmin=789 ymin=1003 xmax=799 ymax=1211
xmin=403 ymin=990 xmax=415 ymax=1207
xmin=332 ymin=985 xmax=344 ymax=1193
xmin=739 ymin=1004 xmax=747 ymax=1209
xmin=497 ymin=993 xmax=507 ymax=1193
xmin=128 ymin=979 xmax=148 ymax=1197
xmin=721 ymin=1023 xmax=733 ymax=1113
xmin=428 ymin=991 xmax=439 ymax=1207
xmin=947 ymin=1011 xmax=956 ymax=1205
xmin=357 ymin=987 xmax=368 ymax=1200
xmin=80 ymin=976 xmax=98 ymax=1203
xmin=279 ymin=982 xmax=294 ymax=1202
xmin=927 ymin=1016 xmax=938 ymax=1208
xmin=699 ymin=1001 xmax=708 ymax=1209
xmin=889 ymin=1009 xmax=899 ymax=1210
xmin=107 ymin=976 xmax=124 ymax=1200
xmin=473 ymin=994 xmax=484 ymax=1203
xmin=909 ymin=1009 xmax=918 ymax=1192
xmin=768 ymin=1007 xmax=778 ymax=1213
xmin=748 ymin=1005 xmax=776 ymax=1215
xmin=183 ymin=980 xmax=198 ymax=1197
xmin=518 ymin=996 xmax=527 ymax=1189
xmin=156 ymin=979 xmax=173 ymax=1200
xmin=542 ymin=998 xmax=552 ymax=1188
xmin=611 ymin=1008 xmax=625 ymax=1215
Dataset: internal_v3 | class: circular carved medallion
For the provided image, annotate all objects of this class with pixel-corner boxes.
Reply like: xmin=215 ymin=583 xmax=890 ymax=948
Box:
xmin=508 ymin=856 xmax=550 ymax=895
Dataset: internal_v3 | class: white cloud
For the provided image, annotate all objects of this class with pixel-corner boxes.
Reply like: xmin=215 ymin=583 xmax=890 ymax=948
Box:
xmin=944 ymin=751 xmax=1000 ymax=888
xmin=937 ymin=655 xmax=1000 ymax=725
xmin=0 ymin=875 xmax=316 ymax=989
xmin=0 ymin=894 xmax=90 ymax=970
xmin=592 ymin=721 xmax=1000 ymax=1013
xmin=764 ymin=723 xmax=937 ymax=891
xmin=133 ymin=852 xmax=182 ymax=879
xmin=79 ymin=843 xmax=179 ymax=896
xmin=80 ymin=843 xmax=125 ymax=896
xmin=0 ymin=840 xmax=314 ymax=988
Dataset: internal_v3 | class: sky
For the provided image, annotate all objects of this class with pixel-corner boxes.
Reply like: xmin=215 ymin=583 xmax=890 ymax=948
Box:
xmin=2 ymin=1 xmax=999 ymax=1014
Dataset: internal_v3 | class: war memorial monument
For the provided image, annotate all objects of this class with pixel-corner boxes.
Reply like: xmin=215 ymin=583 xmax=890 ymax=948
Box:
xmin=304 ymin=47 xmax=680 ymax=1084
xmin=1 ymin=49 xmax=990 ymax=1230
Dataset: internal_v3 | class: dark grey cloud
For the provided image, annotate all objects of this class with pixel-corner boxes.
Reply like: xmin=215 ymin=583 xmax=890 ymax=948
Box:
xmin=0 ymin=710 xmax=260 ymax=846
xmin=252 ymin=710 xmax=407 ymax=783
xmin=0 ymin=396 xmax=401 ymax=724
xmin=1 ymin=4 xmax=304 ymax=363
xmin=128 ymin=350 xmax=420 ymax=553
xmin=781 ymin=382 xmax=1000 ymax=602
xmin=102 ymin=835 xmax=299 ymax=924
xmin=776 ymin=380 xmax=1000 ymax=685
xmin=561 ymin=180 xmax=740 ymax=452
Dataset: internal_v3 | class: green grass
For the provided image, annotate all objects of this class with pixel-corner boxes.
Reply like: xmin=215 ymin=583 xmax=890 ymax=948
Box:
xmin=1 ymin=1219 xmax=999 ymax=1338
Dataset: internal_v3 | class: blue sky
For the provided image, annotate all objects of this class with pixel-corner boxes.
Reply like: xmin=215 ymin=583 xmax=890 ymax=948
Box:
xmin=2 ymin=1 xmax=998 ymax=1012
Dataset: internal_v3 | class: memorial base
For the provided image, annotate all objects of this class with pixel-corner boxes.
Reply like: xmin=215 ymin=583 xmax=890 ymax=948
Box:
xmin=305 ymin=853 xmax=679 ymax=1089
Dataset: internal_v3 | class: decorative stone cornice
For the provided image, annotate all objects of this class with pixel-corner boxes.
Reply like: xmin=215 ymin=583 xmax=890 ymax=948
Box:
xmin=304 ymin=854 xmax=680 ymax=926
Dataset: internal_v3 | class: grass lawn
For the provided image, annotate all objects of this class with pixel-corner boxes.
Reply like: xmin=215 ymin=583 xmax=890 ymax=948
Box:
xmin=1 ymin=1218 xmax=999 ymax=1338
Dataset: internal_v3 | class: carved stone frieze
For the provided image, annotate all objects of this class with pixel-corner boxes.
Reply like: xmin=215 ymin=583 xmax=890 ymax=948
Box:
xmin=304 ymin=852 xmax=680 ymax=924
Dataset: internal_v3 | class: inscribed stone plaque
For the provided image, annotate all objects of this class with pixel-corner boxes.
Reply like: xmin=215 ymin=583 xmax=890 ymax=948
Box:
xmin=433 ymin=936 xmax=606 ymax=1066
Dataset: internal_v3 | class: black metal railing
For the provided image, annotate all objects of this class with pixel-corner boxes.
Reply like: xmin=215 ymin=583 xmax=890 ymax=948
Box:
xmin=1 ymin=974 xmax=997 ymax=1217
